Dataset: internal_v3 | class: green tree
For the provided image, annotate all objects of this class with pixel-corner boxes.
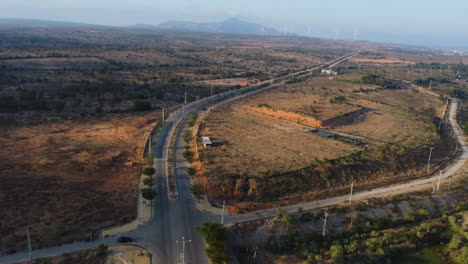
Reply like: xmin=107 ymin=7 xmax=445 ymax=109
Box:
xmin=196 ymin=222 xmax=229 ymax=264
xmin=456 ymin=245 xmax=468 ymax=264
xmin=448 ymin=234 xmax=461 ymax=249
xmin=141 ymin=188 xmax=157 ymax=200
xmin=142 ymin=167 xmax=155 ymax=176
xmin=191 ymin=183 xmax=205 ymax=199
xmin=330 ymin=245 xmax=344 ymax=264
xmin=281 ymin=213 xmax=294 ymax=227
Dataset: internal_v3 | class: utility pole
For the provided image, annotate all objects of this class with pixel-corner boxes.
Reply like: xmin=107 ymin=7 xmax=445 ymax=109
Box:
xmin=427 ymin=147 xmax=434 ymax=174
xmin=436 ymin=170 xmax=443 ymax=192
xmin=348 ymin=181 xmax=354 ymax=204
xmin=148 ymin=134 xmax=151 ymax=154
xmin=184 ymin=92 xmax=187 ymax=105
xmin=140 ymin=191 xmax=144 ymax=224
xmin=176 ymin=236 xmax=191 ymax=264
xmin=162 ymin=108 xmax=165 ymax=123
xmin=322 ymin=211 xmax=329 ymax=238
xmin=27 ymin=227 xmax=32 ymax=262
xmin=221 ymin=200 xmax=226 ymax=225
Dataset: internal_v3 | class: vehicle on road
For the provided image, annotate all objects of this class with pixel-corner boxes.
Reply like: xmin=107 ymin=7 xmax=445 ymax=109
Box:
xmin=117 ymin=236 xmax=133 ymax=243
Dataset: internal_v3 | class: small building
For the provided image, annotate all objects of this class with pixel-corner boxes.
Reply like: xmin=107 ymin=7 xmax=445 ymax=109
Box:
xmin=321 ymin=69 xmax=337 ymax=75
xmin=202 ymin=137 xmax=212 ymax=148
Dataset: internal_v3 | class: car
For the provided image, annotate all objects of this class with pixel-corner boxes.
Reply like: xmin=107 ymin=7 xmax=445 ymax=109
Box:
xmin=117 ymin=236 xmax=133 ymax=243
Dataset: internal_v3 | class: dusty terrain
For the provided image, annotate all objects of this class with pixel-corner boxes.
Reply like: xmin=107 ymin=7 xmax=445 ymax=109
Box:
xmin=197 ymin=74 xmax=452 ymax=208
xmin=0 ymin=113 xmax=159 ymax=253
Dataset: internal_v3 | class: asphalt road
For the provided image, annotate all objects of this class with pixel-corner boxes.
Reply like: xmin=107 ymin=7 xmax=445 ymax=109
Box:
xmin=8 ymin=48 xmax=465 ymax=264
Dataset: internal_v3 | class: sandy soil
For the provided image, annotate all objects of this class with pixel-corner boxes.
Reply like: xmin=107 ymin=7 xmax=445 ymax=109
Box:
xmin=0 ymin=112 xmax=159 ymax=253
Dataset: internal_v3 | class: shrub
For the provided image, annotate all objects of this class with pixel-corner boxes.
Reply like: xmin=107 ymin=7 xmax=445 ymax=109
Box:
xmin=281 ymin=213 xmax=294 ymax=227
xmin=142 ymin=167 xmax=155 ymax=176
xmin=448 ymin=234 xmax=461 ymax=249
xmin=196 ymin=222 xmax=229 ymax=264
xmin=257 ymin=103 xmax=271 ymax=108
xmin=457 ymin=201 xmax=468 ymax=210
xmin=183 ymin=131 xmax=193 ymax=143
xmin=96 ymin=244 xmax=108 ymax=257
xmin=188 ymin=114 xmax=198 ymax=127
xmin=191 ymin=183 xmax=205 ymax=200
xmin=141 ymin=188 xmax=157 ymax=200
xmin=417 ymin=209 xmax=431 ymax=219
xmin=183 ymin=150 xmax=194 ymax=163
xmin=330 ymin=245 xmax=344 ymax=264
xmin=375 ymin=216 xmax=393 ymax=229
xmin=329 ymin=95 xmax=346 ymax=104
xmin=187 ymin=167 xmax=197 ymax=175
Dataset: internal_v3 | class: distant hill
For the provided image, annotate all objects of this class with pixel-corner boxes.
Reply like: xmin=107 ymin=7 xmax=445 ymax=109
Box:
xmin=0 ymin=18 xmax=112 ymax=28
xmin=158 ymin=18 xmax=295 ymax=36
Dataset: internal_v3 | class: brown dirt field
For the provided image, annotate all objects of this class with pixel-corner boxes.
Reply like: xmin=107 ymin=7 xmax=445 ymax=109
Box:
xmin=200 ymin=105 xmax=361 ymax=178
xmin=349 ymin=57 xmax=415 ymax=64
xmin=0 ymin=112 xmax=159 ymax=253
xmin=197 ymin=74 xmax=448 ymax=207
xmin=191 ymin=78 xmax=252 ymax=87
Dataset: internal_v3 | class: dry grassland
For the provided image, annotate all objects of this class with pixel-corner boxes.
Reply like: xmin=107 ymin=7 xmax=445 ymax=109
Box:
xmin=197 ymin=75 xmax=448 ymax=207
xmin=0 ymin=113 xmax=159 ymax=253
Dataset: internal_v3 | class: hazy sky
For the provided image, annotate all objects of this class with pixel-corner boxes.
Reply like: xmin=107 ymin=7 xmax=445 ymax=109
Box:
xmin=2 ymin=0 xmax=468 ymax=49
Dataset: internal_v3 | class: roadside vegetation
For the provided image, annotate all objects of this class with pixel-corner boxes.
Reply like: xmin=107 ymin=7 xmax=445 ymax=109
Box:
xmin=196 ymin=222 xmax=230 ymax=264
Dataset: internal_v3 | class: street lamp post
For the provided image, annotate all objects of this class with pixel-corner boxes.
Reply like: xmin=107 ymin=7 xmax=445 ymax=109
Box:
xmin=176 ymin=236 xmax=192 ymax=264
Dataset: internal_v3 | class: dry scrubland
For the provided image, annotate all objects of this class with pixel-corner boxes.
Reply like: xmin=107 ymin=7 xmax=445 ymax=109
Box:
xmin=0 ymin=113 xmax=159 ymax=253
xmin=0 ymin=27 xmax=367 ymax=253
xmin=199 ymin=75 xmax=452 ymax=210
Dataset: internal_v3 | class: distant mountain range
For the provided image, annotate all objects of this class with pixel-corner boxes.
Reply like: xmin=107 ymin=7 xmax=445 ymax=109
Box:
xmin=154 ymin=18 xmax=295 ymax=36
xmin=0 ymin=18 xmax=109 ymax=28
xmin=0 ymin=18 xmax=293 ymax=37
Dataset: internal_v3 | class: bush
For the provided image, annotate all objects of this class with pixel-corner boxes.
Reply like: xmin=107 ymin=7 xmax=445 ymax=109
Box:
xmin=183 ymin=150 xmax=194 ymax=163
xmin=330 ymin=245 xmax=344 ymax=264
xmin=96 ymin=244 xmax=108 ymax=257
xmin=281 ymin=213 xmax=294 ymax=227
xmin=457 ymin=201 xmax=468 ymax=211
xmin=187 ymin=167 xmax=197 ymax=175
xmin=188 ymin=114 xmax=198 ymax=127
xmin=142 ymin=167 xmax=155 ymax=176
xmin=375 ymin=216 xmax=393 ymax=229
xmin=196 ymin=222 xmax=229 ymax=264
xmin=329 ymin=95 xmax=346 ymax=104
xmin=417 ymin=209 xmax=431 ymax=219
xmin=183 ymin=131 xmax=193 ymax=143
xmin=257 ymin=103 xmax=271 ymax=108
xmin=191 ymin=183 xmax=205 ymax=199
xmin=133 ymin=100 xmax=152 ymax=111
xmin=141 ymin=188 xmax=157 ymax=200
